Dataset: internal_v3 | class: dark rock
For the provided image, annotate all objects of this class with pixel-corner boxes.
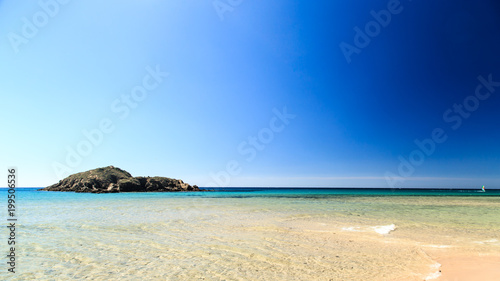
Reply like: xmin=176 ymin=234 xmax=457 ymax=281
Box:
xmin=39 ymin=166 xmax=201 ymax=193
xmin=118 ymin=178 xmax=142 ymax=192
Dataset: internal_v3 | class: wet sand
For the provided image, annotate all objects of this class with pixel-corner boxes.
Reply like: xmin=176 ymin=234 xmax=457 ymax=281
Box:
xmin=434 ymin=255 xmax=500 ymax=281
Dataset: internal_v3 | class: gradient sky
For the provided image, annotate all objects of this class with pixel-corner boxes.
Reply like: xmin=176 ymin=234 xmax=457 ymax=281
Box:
xmin=1 ymin=0 xmax=500 ymax=188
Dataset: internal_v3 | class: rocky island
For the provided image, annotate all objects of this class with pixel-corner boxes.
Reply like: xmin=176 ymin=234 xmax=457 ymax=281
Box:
xmin=39 ymin=166 xmax=200 ymax=193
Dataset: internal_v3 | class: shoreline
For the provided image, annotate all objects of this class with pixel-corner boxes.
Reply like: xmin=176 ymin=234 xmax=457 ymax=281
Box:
xmin=428 ymin=252 xmax=500 ymax=281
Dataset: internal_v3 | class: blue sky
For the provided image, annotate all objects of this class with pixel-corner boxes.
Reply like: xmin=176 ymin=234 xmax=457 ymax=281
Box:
xmin=1 ymin=0 xmax=499 ymax=188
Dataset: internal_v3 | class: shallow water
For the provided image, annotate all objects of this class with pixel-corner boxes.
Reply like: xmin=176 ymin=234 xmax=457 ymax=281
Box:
xmin=2 ymin=188 xmax=500 ymax=280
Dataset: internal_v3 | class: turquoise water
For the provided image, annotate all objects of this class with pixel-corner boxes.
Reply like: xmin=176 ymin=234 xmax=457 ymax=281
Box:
xmin=203 ymin=187 xmax=500 ymax=197
xmin=1 ymin=188 xmax=499 ymax=280
xmin=13 ymin=187 xmax=500 ymax=197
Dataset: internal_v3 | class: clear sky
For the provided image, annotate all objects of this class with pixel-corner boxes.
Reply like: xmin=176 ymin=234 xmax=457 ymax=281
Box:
xmin=1 ymin=0 xmax=499 ymax=188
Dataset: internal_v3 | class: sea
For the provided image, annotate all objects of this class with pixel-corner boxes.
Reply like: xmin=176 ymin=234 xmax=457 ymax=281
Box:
xmin=1 ymin=188 xmax=500 ymax=281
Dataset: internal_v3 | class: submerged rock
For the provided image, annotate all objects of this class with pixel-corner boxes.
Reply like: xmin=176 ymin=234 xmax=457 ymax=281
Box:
xmin=39 ymin=166 xmax=200 ymax=193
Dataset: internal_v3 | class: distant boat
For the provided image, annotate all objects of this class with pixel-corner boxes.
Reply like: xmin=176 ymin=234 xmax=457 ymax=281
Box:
xmin=481 ymin=185 xmax=486 ymax=192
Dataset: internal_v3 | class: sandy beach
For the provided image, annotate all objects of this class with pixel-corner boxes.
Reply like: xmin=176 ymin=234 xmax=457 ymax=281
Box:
xmin=434 ymin=255 xmax=500 ymax=281
xmin=4 ymin=189 xmax=499 ymax=280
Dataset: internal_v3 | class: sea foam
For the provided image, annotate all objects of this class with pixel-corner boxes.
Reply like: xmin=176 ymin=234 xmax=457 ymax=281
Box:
xmin=424 ymin=263 xmax=441 ymax=280
xmin=474 ymin=238 xmax=499 ymax=245
xmin=341 ymin=226 xmax=360 ymax=232
xmin=372 ymin=224 xmax=396 ymax=235
xmin=342 ymin=224 xmax=396 ymax=235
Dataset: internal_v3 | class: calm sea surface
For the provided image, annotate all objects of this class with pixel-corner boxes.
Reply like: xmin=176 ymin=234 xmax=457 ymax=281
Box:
xmin=1 ymin=188 xmax=499 ymax=280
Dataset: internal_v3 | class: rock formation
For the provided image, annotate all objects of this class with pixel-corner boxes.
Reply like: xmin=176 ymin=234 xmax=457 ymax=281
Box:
xmin=39 ymin=166 xmax=200 ymax=193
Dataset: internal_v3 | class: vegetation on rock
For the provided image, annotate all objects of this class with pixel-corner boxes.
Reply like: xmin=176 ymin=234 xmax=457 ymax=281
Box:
xmin=39 ymin=166 xmax=200 ymax=193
